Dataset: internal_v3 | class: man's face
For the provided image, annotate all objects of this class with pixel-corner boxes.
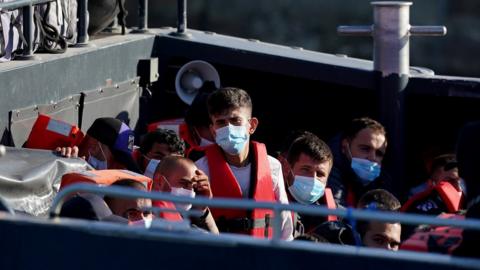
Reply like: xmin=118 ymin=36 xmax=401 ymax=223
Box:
xmin=363 ymin=221 xmax=401 ymax=251
xmin=108 ymin=197 xmax=152 ymax=222
xmin=79 ymin=135 xmax=114 ymax=167
xmin=210 ymin=107 xmax=258 ymax=138
xmin=146 ymin=142 xmax=179 ymax=161
xmin=289 ymin=153 xmax=332 ymax=186
xmin=165 ymin=160 xmax=197 ymax=190
xmin=342 ymin=128 xmax=387 ymax=164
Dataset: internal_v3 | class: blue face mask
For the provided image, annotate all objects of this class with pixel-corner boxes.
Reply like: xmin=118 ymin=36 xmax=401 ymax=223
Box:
xmin=288 ymin=175 xmax=325 ymax=205
xmin=215 ymin=124 xmax=249 ymax=155
xmin=351 ymin=158 xmax=381 ymax=185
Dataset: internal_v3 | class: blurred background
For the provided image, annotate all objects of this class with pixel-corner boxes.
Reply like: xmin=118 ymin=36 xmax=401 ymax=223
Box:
xmin=126 ymin=0 xmax=480 ymax=78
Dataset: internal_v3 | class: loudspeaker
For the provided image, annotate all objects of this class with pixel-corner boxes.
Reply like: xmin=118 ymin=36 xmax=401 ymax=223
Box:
xmin=175 ymin=60 xmax=220 ymax=105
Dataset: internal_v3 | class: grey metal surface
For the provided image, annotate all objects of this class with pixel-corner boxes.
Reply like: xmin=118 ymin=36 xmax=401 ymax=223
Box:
xmin=0 ymin=33 xmax=155 ymax=144
xmin=1 ymin=212 xmax=479 ymax=270
xmin=337 ymin=1 xmax=447 ymax=77
xmin=80 ymin=78 xmax=140 ymax=132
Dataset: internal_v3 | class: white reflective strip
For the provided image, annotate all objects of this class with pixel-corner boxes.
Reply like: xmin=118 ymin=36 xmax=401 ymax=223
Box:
xmin=46 ymin=118 xmax=71 ymax=137
xmin=144 ymin=159 xmax=161 ymax=180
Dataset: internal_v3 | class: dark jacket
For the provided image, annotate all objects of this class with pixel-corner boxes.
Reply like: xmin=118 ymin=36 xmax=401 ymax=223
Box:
xmin=327 ymin=135 xmax=392 ymax=208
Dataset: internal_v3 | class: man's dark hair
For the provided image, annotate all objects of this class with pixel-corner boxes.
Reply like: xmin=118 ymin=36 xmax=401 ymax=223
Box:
xmin=139 ymin=129 xmax=185 ymax=156
xmin=356 ymin=189 xmax=401 ymax=237
xmin=104 ymin=179 xmax=147 ymax=205
xmin=286 ymin=133 xmax=333 ymax=166
xmin=207 ymin=87 xmax=252 ymax=117
xmin=343 ymin=117 xmax=386 ymax=141
xmin=429 ymin=153 xmax=457 ymax=175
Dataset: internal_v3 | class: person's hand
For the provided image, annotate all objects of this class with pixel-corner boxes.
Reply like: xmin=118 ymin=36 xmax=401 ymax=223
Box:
xmin=54 ymin=146 xmax=80 ymax=158
xmin=192 ymin=169 xmax=212 ymax=199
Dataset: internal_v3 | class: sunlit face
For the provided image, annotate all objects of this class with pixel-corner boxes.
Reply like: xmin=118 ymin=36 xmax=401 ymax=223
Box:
xmin=164 ymin=160 xmax=197 ymax=191
xmin=108 ymin=197 xmax=152 ymax=222
xmin=290 ymin=153 xmax=332 ymax=186
xmin=363 ymin=222 xmax=401 ymax=251
xmin=343 ymin=128 xmax=387 ymax=164
xmin=209 ymin=107 xmax=257 ymax=136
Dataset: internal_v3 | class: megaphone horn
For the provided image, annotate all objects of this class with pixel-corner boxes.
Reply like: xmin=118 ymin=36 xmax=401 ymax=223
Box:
xmin=175 ymin=60 xmax=221 ymax=105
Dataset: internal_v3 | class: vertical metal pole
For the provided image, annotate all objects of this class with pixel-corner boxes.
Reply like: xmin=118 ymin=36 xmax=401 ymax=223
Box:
xmin=177 ymin=0 xmax=186 ymax=34
xmin=372 ymin=2 xmax=412 ymax=76
xmin=170 ymin=0 xmax=190 ymax=37
xmin=76 ymin=0 xmax=89 ymax=46
xmin=139 ymin=0 xmax=148 ymax=30
xmin=372 ymin=2 xmax=411 ymax=198
xmin=19 ymin=5 xmax=35 ymax=60
xmin=131 ymin=0 xmax=149 ymax=33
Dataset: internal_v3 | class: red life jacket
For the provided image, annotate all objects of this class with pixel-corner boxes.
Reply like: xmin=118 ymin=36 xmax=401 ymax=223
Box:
xmin=24 ymin=114 xmax=84 ymax=150
xmin=60 ymin=169 xmax=153 ymax=191
xmin=402 ymin=181 xmax=464 ymax=213
xmin=152 ymin=200 xmax=183 ymax=221
xmin=324 ymin=188 xmax=338 ymax=222
xmin=205 ymin=142 xmax=276 ymax=238
xmin=400 ymin=213 xmax=464 ymax=254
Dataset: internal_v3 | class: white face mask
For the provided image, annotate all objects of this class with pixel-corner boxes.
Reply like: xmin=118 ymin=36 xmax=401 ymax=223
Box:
xmin=171 ymin=187 xmax=196 ymax=211
xmin=88 ymin=143 xmax=108 ymax=170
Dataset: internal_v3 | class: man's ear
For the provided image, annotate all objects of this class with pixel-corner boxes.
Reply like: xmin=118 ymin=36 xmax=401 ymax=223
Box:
xmin=248 ymin=117 xmax=259 ymax=135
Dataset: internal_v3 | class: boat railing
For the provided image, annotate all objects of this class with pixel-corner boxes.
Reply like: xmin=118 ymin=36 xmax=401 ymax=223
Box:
xmin=51 ymin=183 xmax=480 ymax=241
xmin=0 ymin=0 xmax=89 ymax=59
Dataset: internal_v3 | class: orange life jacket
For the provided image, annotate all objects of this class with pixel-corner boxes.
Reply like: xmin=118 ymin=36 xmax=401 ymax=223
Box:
xmin=60 ymin=169 xmax=153 ymax=191
xmin=400 ymin=213 xmax=464 ymax=254
xmin=24 ymin=114 xmax=84 ymax=150
xmin=152 ymin=200 xmax=183 ymax=221
xmin=402 ymin=181 xmax=464 ymax=213
xmin=205 ymin=142 xmax=276 ymax=238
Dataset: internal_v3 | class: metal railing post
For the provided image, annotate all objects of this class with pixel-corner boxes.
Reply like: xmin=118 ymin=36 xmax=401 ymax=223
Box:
xmin=131 ymin=0 xmax=149 ymax=33
xmin=18 ymin=4 xmax=36 ymax=60
xmin=337 ymin=1 xmax=447 ymax=197
xmin=75 ymin=0 xmax=89 ymax=46
xmin=170 ymin=0 xmax=191 ymax=38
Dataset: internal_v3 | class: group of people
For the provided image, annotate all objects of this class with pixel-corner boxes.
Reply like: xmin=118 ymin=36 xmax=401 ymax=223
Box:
xmin=21 ymin=87 xmax=479 ymax=257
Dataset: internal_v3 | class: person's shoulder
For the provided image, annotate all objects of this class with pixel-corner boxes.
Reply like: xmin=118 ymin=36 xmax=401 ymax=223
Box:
xmin=267 ymin=155 xmax=282 ymax=170
xmin=195 ymin=156 xmax=209 ymax=169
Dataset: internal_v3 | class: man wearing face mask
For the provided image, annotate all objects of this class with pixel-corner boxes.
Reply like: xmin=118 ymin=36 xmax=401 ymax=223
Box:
xmin=56 ymin=117 xmax=141 ymax=173
xmin=280 ymin=133 xmax=337 ymax=236
xmin=195 ymin=87 xmax=293 ymax=240
xmin=137 ymin=128 xmax=185 ymax=178
xmin=154 ymin=155 xmax=219 ymax=234
xmin=80 ymin=118 xmax=141 ymax=173
xmin=327 ymin=117 xmax=392 ymax=208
